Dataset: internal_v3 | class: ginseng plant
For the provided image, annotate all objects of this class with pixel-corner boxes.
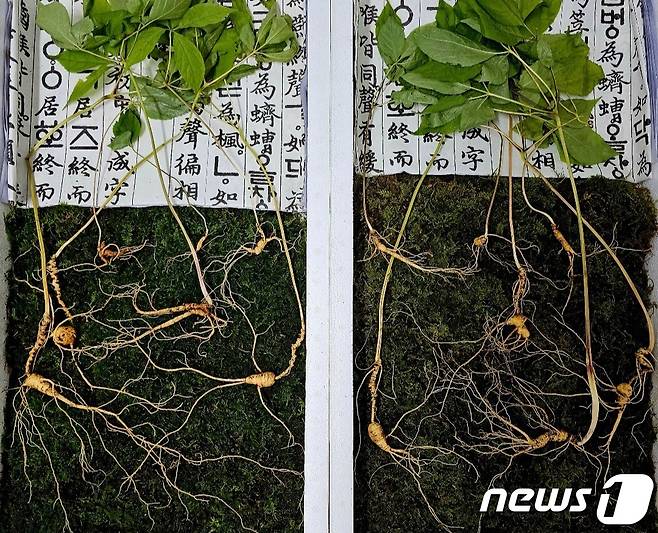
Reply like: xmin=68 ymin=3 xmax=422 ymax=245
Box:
xmin=11 ymin=0 xmax=305 ymax=530
xmin=360 ymin=0 xmax=655 ymax=522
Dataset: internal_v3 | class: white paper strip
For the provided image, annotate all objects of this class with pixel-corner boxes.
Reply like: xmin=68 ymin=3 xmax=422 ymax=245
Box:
xmin=6 ymin=0 xmax=307 ymax=212
xmin=355 ymin=0 xmax=653 ymax=181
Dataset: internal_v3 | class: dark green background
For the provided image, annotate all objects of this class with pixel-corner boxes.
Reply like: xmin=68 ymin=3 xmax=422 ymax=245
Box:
xmin=355 ymin=175 xmax=657 ymax=533
xmin=1 ymin=207 xmax=306 ymax=532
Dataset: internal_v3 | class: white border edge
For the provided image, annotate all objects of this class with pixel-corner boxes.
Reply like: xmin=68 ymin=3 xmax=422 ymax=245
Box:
xmin=304 ymin=0 xmax=355 ymax=529
xmin=304 ymin=0 xmax=332 ymax=530
xmin=328 ymin=0 xmax=355 ymax=530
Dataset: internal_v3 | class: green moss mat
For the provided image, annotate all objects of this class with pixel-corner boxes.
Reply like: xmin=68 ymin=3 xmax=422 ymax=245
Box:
xmin=355 ymin=175 xmax=657 ymax=532
xmin=0 ymin=207 xmax=306 ymax=532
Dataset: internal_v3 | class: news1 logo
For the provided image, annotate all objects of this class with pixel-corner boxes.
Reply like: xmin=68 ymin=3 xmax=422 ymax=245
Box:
xmin=480 ymin=474 xmax=655 ymax=525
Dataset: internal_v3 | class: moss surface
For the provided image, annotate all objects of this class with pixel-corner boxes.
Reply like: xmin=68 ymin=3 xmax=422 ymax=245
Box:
xmin=0 ymin=206 xmax=305 ymax=532
xmin=355 ymin=175 xmax=657 ymax=532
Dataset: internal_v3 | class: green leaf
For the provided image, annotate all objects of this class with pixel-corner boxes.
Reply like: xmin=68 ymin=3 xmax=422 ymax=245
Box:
xmin=239 ymin=23 xmax=256 ymax=52
xmin=558 ymin=126 xmax=616 ymax=166
xmin=148 ymin=0 xmax=191 ymax=21
xmin=133 ymin=77 xmax=189 ymax=119
xmin=173 ymin=32 xmax=205 ymax=90
xmin=456 ymin=0 xmax=530 ymax=45
xmin=92 ymin=10 xmax=130 ymax=38
xmin=403 ymin=66 xmax=472 ymax=95
xmin=435 ymin=0 xmax=457 ymax=30
xmin=423 ymin=94 xmax=468 ymax=114
xmin=57 ymin=50 xmax=110 ymax=73
xmin=402 ymin=60 xmax=480 ymax=94
xmin=413 ymin=25 xmax=498 ymax=67
xmin=416 ymin=94 xmax=469 ymax=134
xmin=558 ymin=99 xmax=597 ymax=127
xmin=518 ymin=61 xmax=555 ymax=101
xmin=109 ymin=107 xmax=142 ymax=150
xmin=255 ymin=8 xmax=298 ymax=62
xmin=225 ymin=64 xmax=258 ymax=84
xmin=525 ymin=0 xmax=562 ymax=35
xmin=417 ymin=109 xmax=463 ymax=135
xmin=177 ymin=3 xmax=231 ymax=28
xmin=71 ymin=17 xmax=94 ymax=41
xmin=208 ymin=28 xmax=240 ymax=86
xmin=260 ymin=14 xmax=296 ymax=47
xmin=534 ymin=37 xmax=605 ymax=96
xmin=390 ymin=89 xmax=439 ymax=106
xmin=411 ymin=60 xmax=481 ymax=82
xmin=108 ymin=0 xmax=142 ymax=14
xmin=558 ymin=60 xmax=604 ymax=96
xmin=258 ymin=39 xmax=300 ymax=62
xmin=125 ymin=27 xmax=165 ymax=67
xmin=480 ymin=55 xmax=509 ymax=85
xmin=376 ymin=3 xmax=406 ymax=66
xmin=537 ymin=33 xmax=589 ymax=66
xmin=84 ymin=35 xmax=112 ymax=50
xmin=385 ymin=37 xmax=426 ymax=81
xmin=68 ymin=65 xmax=108 ymax=103
xmin=231 ymin=0 xmax=253 ymax=30
xmin=516 ymin=116 xmax=546 ymax=141
xmin=519 ymin=0 xmax=544 ymax=18
xmin=459 ymin=98 xmax=495 ymax=130
xmin=36 ymin=2 xmax=80 ymax=50
xmin=231 ymin=0 xmax=254 ymax=53
xmin=488 ymin=80 xmax=513 ymax=104
xmin=476 ymin=0 xmax=525 ymax=26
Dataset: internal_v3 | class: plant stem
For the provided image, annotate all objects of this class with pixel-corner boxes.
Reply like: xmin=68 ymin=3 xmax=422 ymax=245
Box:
xmin=369 ymin=138 xmax=445 ymax=424
xmin=553 ymin=112 xmax=598 ymax=446
xmin=131 ymin=74 xmax=213 ymax=306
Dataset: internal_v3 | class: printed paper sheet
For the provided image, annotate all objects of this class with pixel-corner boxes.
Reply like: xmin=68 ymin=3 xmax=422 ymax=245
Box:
xmin=4 ymin=0 xmax=307 ymax=211
xmin=355 ymin=0 xmax=653 ymax=181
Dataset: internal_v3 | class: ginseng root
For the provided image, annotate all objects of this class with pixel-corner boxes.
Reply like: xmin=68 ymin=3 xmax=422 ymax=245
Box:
xmin=244 ymin=372 xmax=276 ymax=388
xmin=368 ymin=422 xmax=410 ymax=458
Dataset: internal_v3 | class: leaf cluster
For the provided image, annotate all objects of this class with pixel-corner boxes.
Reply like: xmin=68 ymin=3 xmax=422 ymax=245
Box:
xmin=37 ymin=0 xmax=299 ymax=149
xmin=376 ymin=0 xmax=616 ymax=166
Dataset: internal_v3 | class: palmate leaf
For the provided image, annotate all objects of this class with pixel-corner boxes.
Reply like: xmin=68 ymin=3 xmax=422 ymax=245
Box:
xmin=374 ymin=0 xmax=615 ymax=170
xmin=38 ymin=0 xmax=300 ymax=123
